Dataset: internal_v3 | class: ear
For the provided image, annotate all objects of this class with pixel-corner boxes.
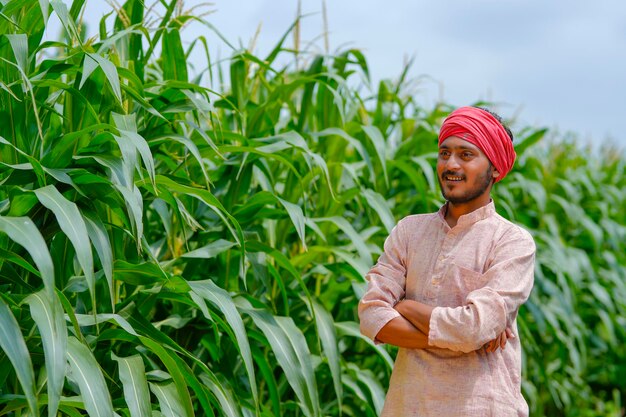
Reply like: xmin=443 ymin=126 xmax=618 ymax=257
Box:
xmin=492 ymin=169 xmax=500 ymax=181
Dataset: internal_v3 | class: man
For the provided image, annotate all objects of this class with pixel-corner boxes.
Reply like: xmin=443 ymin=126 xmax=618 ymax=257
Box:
xmin=358 ymin=106 xmax=535 ymax=416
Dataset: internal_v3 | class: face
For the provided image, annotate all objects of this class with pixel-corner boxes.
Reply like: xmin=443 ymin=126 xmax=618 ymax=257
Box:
xmin=436 ymin=136 xmax=499 ymax=205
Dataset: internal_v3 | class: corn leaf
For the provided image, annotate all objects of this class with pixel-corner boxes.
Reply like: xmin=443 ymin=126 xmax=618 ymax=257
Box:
xmin=310 ymin=300 xmax=343 ymax=409
xmin=24 ymin=290 xmax=67 ymax=417
xmin=33 ymin=186 xmax=95 ymax=304
xmin=189 ymin=279 xmax=258 ymax=405
xmin=66 ymin=337 xmax=114 ymax=417
xmin=150 ymin=380 xmax=187 ymax=417
xmin=0 ymin=298 xmax=37 ymax=416
xmin=239 ymin=299 xmax=320 ymax=417
xmin=112 ymin=353 xmax=151 ymax=417
xmin=0 ymin=215 xmax=55 ymax=294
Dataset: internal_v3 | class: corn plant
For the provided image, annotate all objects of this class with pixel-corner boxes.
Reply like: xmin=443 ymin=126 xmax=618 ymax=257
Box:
xmin=495 ymin=138 xmax=626 ymax=416
xmin=0 ymin=1 xmax=624 ymax=417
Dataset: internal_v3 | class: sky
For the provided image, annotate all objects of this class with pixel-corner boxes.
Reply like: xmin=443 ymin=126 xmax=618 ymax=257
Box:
xmin=47 ymin=0 xmax=626 ymax=148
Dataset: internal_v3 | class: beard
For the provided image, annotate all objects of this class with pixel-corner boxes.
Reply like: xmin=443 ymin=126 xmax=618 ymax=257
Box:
xmin=439 ymin=165 xmax=494 ymax=204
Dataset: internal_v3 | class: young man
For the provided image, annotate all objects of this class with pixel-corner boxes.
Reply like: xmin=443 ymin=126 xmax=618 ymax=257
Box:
xmin=358 ymin=106 xmax=535 ymax=416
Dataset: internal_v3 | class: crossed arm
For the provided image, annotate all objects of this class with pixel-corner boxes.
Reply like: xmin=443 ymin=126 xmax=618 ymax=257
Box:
xmin=358 ymin=220 xmax=534 ymax=353
xmin=375 ymin=300 xmax=512 ymax=352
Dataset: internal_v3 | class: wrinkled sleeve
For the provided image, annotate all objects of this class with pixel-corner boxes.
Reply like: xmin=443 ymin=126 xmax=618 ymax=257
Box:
xmin=358 ymin=220 xmax=407 ymax=342
xmin=429 ymin=228 xmax=535 ymax=353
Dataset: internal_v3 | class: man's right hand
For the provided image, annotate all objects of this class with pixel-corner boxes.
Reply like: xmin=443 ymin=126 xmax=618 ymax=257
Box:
xmin=484 ymin=327 xmax=515 ymax=353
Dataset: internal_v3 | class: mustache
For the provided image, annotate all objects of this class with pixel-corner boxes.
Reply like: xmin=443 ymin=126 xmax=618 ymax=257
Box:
xmin=441 ymin=171 xmax=465 ymax=179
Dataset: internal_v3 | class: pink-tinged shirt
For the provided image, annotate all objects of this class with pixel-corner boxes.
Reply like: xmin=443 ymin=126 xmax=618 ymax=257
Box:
xmin=358 ymin=202 xmax=535 ymax=416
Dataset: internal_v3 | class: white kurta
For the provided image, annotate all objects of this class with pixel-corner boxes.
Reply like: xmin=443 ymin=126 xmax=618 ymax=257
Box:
xmin=359 ymin=202 xmax=535 ymax=416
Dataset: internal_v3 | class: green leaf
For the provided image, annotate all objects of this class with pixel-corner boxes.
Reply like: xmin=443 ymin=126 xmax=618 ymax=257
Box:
xmin=78 ymin=53 xmax=122 ymax=105
xmin=112 ymin=353 xmax=151 ymax=417
xmin=50 ymin=0 xmax=80 ymax=43
xmin=39 ymin=0 xmax=50 ymax=22
xmin=24 ymin=290 xmax=67 ymax=417
xmin=156 ymin=345 xmax=217 ymax=416
xmin=161 ymin=27 xmax=188 ymax=82
xmin=335 ymin=321 xmax=394 ymax=370
xmin=182 ymin=239 xmax=236 ymax=259
xmin=155 ymin=175 xmax=244 ymax=249
xmin=216 ymin=144 xmax=301 ymax=179
xmin=0 ymin=298 xmax=38 ymax=416
xmin=6 ymin=192 xmax=39 ymax=217
xmin=73 ymin=313 xmax=139 ymax=336
xmin=274 ymin=316 xmax=320 ymax=416
xmin=229 ymin=55 xmax=246 ymax=110
xmin=411 ymin=154 xmax=438 ymax=193
xmin=114 ymin=260 xmax=168 ymax=286
xmin=140 ymin=337 xmax=194 ymax=417
xmin=116 ymin=183 xmax=145 ymax=246
xmin=83 ymin=53 xmax=123 ymax=103
xmin=83 ymin=214 xmax=114 ymax=309
xmin=44 ymin=167 xmax=78 ymax=189
xmin=68 ymin=0 xmax=84 ymax=21
xmin=189 ymin=280 xmax=258 ymax=405
xmin=313 ymin=216 xmax=372 ymax=266
xmin=342 ymin=373 xmax=373 ymax=415
xmin=515 ymin=128 xmax=547 ymax=156
xmin=80 ymin=53 xmax=98 ymax=90
xmin=91 ymin=155 xmax=143 ymax=244
xmin=66 ymin=337 xmax=114 ymax=417
xmin=33 ymin=185 xmax=95 ymax=305
xmin=239 ymin=300 xmax=320 ymax=417
xmin=361 ymin=189 xmax=395 ymax=234
xmin=245 ymin=241 xmax=307 ymax=290
xmin=5 ymin=34 xmax=28 ymax=74
xmin=112 ymin=112 xmax=156 ymax=187
xmin=0 ymin=215 xmax=55 ymax=294
xmin=347 ymin=363 xmax=386 ymax=415
xmin=255 ymin=131 xmax=334 ymax=198
xmin=314 ymin=128 xmax=375 ymax=183
xmin=0 ymin=247 xmax=40 ymax=277
xmin=232 ymin=191 xmax=276 ymax=219
xmin=362 ymin=125 xmax=389 ymax=186
xmin=150 ymin=133 xmax=211 ymax=187
xmin=199 ymin=374 xmax=244 ymax=417
xmin=0 ymin=147 xmax=46 ymax=187
xmin=150 ymin=380 xmax=188 ymax=417
xmin=251 ymin=345 xmax=280 ymax=416
xmin=310 ymin=300 xmax=343 ymax=409
xmin=276 ymin=196 xmax=307 ymax=249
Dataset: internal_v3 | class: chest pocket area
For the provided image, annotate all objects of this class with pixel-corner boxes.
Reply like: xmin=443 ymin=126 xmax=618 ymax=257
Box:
xmin=445 ymin=263 xmax=490 ymax=300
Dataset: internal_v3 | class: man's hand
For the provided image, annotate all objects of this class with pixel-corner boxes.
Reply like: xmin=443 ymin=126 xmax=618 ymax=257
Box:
xmin=395 ymin=299 xmax=515 ymax=353
xmin=375 ymin=316 xmax=431 ymax=349
xmin=484 ymin=327 xmax=515 ymax=352
xmin=394 ymin=299 xmax=434 ymax=335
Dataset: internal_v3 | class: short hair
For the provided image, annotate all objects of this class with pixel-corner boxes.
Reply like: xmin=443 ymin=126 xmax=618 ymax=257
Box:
xmin=476 ymin=107 xmax=514 ymax=143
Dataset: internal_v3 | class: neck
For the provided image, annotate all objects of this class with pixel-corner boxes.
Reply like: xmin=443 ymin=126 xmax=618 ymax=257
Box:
xmin=444 ymin=194 xmax=492 ymax=228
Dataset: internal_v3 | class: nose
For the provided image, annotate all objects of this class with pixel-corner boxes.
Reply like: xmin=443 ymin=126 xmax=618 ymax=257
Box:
xmin=444 ymin=154 xmax=461 ymax=171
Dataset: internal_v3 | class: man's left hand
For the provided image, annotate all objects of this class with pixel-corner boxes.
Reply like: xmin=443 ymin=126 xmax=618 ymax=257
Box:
xmin=484 ymin=327 xmax=515 ymax=352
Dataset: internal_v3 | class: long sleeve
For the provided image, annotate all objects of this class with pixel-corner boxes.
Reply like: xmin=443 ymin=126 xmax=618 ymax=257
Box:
xmin=358 ymin=220 xmax=408 ymax=342
xmin=428 ymin=228 xmax=535 ymax=353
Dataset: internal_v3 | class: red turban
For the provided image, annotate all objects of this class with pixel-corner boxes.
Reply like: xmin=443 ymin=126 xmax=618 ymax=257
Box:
xmin=438 ymin=107 xmax=516 ymax=182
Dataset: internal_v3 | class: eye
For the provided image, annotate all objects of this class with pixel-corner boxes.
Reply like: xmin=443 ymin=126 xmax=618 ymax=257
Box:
xmin=439 ymin=150 xmax=450 ymax=158
xmin=462 ymin=151 xmax=474 ymax=159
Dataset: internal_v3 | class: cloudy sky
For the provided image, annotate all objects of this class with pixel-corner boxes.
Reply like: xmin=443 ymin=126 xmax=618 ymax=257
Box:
xmin=49 ymin=1 xmax=626 ymax=148
xmin=208 ymin=0 xmax=626 ymax=148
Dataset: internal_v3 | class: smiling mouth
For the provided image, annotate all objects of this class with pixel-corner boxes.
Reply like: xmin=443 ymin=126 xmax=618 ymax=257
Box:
xmin=443 ymin=173 xmax=465 ymax=182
